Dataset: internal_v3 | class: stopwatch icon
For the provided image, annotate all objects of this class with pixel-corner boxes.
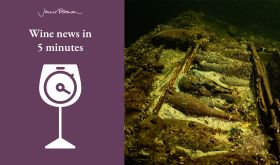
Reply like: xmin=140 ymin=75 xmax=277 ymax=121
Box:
xmin=44 ymin=70 xmax=77 ymax=104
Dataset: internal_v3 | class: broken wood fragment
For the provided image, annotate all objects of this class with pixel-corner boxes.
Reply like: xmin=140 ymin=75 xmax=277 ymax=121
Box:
xmin=153 ymin=41 xmax=202 ymax=114
xmin=250 ymin=42 xmax=280 ymax=159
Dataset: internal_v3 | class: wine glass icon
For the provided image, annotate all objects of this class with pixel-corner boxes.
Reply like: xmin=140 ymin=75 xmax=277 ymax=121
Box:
xmin=39 ymin=64 xmax=81 ymax=149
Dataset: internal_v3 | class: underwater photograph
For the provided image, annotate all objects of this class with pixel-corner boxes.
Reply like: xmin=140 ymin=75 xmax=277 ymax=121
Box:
xmin=125 ymin=0 xmax=280 ymax=164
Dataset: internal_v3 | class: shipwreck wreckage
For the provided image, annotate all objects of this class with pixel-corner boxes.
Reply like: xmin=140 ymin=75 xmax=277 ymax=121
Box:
xmin=125 ymin=11 xmax=280 ymax=164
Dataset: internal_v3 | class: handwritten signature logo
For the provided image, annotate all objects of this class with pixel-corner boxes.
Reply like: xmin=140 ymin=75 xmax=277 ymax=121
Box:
xmin=38 ymin=8 xmax=82 ymax=18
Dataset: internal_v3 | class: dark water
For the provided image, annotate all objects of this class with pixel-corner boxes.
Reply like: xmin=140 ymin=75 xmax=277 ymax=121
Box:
xmin=126 ymin=0 xmax=280 ymax=47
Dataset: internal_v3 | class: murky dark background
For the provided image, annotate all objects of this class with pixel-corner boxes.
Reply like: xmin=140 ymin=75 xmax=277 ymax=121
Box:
xmin=126 ymin=0 xmax=280 ymax=47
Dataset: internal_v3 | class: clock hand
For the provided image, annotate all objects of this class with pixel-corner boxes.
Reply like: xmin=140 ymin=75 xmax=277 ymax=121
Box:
xmin=62 ymin=88 xmax=71 ymax=95
xmin=56 ymin=83 xmax=71 ymax=95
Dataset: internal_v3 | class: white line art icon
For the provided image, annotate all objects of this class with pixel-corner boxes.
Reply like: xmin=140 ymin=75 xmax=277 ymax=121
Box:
xmin=39 ymin=64 xmax=81 ymax=149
